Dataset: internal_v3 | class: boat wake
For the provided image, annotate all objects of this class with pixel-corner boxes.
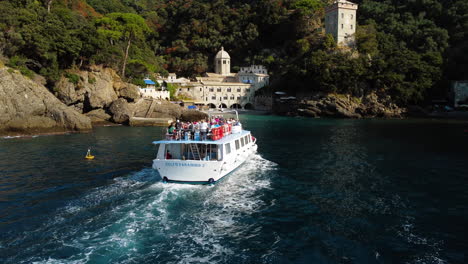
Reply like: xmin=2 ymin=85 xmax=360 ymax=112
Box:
xmin=397 ymin=216 xmax=447 ymax=264
xmin=3 ymin=153 xmax=277 ymax=264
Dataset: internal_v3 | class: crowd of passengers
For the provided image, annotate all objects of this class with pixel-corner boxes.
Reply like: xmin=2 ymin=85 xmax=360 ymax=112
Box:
xmin=166 ymin=116 xmax=241 ymax=141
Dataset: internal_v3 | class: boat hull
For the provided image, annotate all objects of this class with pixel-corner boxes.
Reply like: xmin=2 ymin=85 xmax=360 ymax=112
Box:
xmin=152 ymin=144 xmax=257 ymax=184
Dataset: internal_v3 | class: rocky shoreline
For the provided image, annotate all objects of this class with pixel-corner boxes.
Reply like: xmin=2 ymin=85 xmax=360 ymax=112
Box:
xmin=1 ymin=63 xmax=464 ymax=137
xmin=274 ymin=93 xmax=406 ymax=119
xmin=0 ymin=64 xmax=208 ymax=137
xmin=0 ymin=67 xmax=92 ymax=136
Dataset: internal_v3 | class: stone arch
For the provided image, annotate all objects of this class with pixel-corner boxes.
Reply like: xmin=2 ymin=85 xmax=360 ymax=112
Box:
xmin=165 ymin=97 xmax=169 ymax=101
xmin=244 ymin=103 xmax=254 ymax=110
xmin=219 ymin=103 xmax=227 ymax=108
xmin=208 ymin=103 xmax=216 ymax=108
xmin=230 ymin=103 xmax=242 ymax=109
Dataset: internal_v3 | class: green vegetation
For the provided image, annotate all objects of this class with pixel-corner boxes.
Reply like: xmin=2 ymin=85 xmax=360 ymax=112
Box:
xmin=0 ymin=0 xmax=466 ymax=105
xmin=6 ymin=56 xmax=35 ymax=78
xmin=65 ymin=72 xmax=80 ymax=85
xmin=166 ymin=83 xmax=177 ymax=100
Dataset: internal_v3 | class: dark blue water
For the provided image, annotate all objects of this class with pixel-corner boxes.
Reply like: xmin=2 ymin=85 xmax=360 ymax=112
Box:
xmin=0 ymin=116 xmax=467 ymax=264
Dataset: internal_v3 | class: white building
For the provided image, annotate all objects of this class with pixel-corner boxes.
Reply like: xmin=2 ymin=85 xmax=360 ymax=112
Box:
xmin=237 ymin=65 xmax=269 ymax=90
xmin=176 ymin=47 xmax=270 ymax=109
xmin=325 ymin=0 xmax=358 ymax=47
xmin=139 ymin=78 xmax=170 ymax=100
xmin=157 ymin=73 xmax=190 ymax=86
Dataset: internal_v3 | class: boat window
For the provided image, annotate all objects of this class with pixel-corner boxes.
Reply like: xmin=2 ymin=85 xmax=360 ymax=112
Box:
xmin=241 ymin=137 xmax=245 ymax=147
xmin=225 ymin=143 xmax=231 ymax=154
xmin=235 ymin=140 xmax=240 ymax=150
xmin=165 ymin=143 xmax=183 ymax=160
xmin=245 ymin=135 xmax=250 ymax=144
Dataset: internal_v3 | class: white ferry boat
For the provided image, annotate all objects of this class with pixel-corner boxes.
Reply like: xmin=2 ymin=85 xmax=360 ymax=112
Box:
xmin=152 ymin=114 xmax=257 ymax=184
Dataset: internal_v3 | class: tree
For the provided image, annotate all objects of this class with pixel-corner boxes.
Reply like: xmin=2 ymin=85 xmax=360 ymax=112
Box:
xmin=356 ymin=22 xmax=378 ymax=56
xmin=96 ymin=13 xmax=150 ymax=79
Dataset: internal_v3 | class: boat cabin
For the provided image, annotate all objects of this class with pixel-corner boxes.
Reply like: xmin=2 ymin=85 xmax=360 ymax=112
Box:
xmin=154 ymin=131 xmax=254 ymax=162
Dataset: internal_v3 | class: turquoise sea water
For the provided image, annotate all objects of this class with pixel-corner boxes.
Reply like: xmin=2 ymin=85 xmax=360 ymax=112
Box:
xmin=0 ymin=116 xmax=467 ymax=263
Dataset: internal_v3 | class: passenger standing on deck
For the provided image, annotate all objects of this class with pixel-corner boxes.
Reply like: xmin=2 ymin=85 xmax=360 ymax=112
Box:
xmin=168 ymin=123 xmax=176 ymax=134
xmin=200 ymin=120 xmax=208 ymax=141
xmin=176 ymin=119 xmax=182 ymax=130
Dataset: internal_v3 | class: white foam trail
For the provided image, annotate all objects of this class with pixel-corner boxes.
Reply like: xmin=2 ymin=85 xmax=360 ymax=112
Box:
xmin=171 ymin=153 xmax=277 ymax=264
xmin=398 ymin=217 xmax=447 ymax=264
xmin=21 ymin=153 xmax=277 ymax=264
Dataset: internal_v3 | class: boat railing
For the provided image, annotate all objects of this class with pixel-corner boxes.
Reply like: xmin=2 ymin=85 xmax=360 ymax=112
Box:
xmin=165 ymin=123 xmax=242 ymax=141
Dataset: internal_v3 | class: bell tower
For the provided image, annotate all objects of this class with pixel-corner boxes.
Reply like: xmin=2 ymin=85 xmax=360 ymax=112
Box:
xmin=214 ymin=46 xmax=231 ymax=75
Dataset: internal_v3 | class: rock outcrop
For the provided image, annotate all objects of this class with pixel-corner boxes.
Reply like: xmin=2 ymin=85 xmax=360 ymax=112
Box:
xmin=0 ymin=67 xmax=92 ymax=135
xmin=54 ymin=65 xmax=140 ymax=112
xmin=53 ymin=65 xmax=208 ymax=127
xmin=180 ymin=110 xmax=209 ymax=121
xmin=109 ymin=98 xmax=132 ymax=124
xmin=276 ymin=93 xmax=405 ymax=118
xmin=85 ymin=109 xmax=111 ymax=123
xmin=129 ymin=98 xmax=208 ymax=126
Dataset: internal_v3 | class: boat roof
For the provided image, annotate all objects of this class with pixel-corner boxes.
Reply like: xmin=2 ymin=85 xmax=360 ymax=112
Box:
xmin=152 ymin=130 xmax=251 ymax=145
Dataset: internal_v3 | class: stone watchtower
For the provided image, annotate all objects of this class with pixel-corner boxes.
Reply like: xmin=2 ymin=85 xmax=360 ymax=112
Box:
xmin=325 ymin=0 xmax=358 ymax=47
xmin=214 ymin=47 xmax=231 ymax=75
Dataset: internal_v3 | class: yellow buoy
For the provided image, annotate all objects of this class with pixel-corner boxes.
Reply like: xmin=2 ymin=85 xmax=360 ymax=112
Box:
xmin=85 ymin=148 xmax=95 ymax=160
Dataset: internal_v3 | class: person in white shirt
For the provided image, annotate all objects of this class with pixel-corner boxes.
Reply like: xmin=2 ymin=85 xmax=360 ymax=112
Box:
xmin=200 ymin=120 xmax=208 ymax=141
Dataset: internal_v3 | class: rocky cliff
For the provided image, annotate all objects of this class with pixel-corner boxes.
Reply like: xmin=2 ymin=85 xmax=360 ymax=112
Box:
xmin=54 ymin=65 xmax=207 ymax=125
xmin=54 ymin=65 xmax=140 ymax=114
xmin=0 ymin=67 xmax=92 ymax=135
xmin=275 ymin=93 xmax=405 ymax=118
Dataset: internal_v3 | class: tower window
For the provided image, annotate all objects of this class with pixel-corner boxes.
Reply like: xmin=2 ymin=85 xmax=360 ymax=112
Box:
xmin=351 ymin=14 xmax=354 ymax=19
xmin=351 ymin=24 xmax=353 ymax=29
xmin=223 ymin=60 xmax=226 ymax=64
xmin=341 ymin=24 xmax=344 ymax=29
xmin=341 ymin=13 xmax=344 ymax=19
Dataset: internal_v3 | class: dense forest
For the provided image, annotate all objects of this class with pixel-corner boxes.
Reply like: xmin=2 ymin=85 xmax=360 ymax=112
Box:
xmin=0 ymin=0 xmax=466 ymax=104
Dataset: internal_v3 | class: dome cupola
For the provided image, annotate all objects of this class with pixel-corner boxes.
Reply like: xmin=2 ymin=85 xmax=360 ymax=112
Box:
xmin=214 ymin=46 xmax=231 ymax=75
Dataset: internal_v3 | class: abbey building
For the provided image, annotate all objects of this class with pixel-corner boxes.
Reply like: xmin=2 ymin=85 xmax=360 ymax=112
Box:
xmin=175 ymin=47 xmax=269 ymax=109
